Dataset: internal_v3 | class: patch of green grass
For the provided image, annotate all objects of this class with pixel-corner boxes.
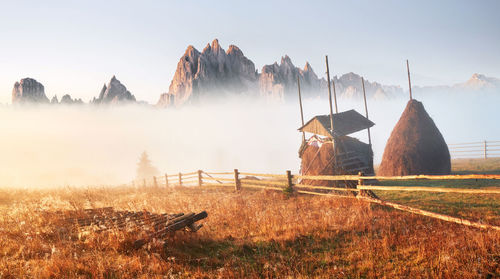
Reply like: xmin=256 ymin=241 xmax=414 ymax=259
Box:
xmin=452 ymin=158 xmax=500 ymax=174
xmin=374 ymin=180 xmax=500 ymax=225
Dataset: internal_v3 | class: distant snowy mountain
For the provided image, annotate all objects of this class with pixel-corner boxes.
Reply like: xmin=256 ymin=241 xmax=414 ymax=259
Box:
xmin=413 ymin=73 xmax=500 ymax=96
xmin=455 ymin=73 xmax=500 ymax=91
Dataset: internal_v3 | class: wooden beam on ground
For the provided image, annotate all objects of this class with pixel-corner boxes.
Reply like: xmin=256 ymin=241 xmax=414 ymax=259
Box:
xmin=358 ymin=196 xmax=500 ymax=231
xmin=358 ymin=185 xmax=500 ymax=194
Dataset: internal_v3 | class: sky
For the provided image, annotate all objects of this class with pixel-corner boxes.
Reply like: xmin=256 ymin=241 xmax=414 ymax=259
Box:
xmin=1 ymin=0 xmax=499 ymax=104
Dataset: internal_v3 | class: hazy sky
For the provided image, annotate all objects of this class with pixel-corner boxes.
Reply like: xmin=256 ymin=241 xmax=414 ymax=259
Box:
xmin=1 ymin=0 xmax=499 ymax=104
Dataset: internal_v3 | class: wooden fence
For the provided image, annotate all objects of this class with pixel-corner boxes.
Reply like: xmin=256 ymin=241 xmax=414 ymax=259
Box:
xmin=133 ymin=170 xmax=500 ymax=231
xmin=449 ymin=140 xmax=500 ymax=159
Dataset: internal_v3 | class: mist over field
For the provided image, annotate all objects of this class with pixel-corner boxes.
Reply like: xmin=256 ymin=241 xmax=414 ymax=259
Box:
xmin=0 ymin=93 xmax=499 ymax=187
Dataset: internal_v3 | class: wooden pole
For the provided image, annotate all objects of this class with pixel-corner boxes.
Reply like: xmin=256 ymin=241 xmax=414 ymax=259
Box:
xmin=332 ymin=78 xmax=339 ymax=114
xmin=234 ymin=169 xmax=241 ymax=191
xmin=143 ymin=178 xmax=146 ymax=187
xmin=198 ymin=170 xmax=203 ymax=187
xmin=361 ymin=77 xmax=372 ymax=146
xmin=153 ymin=176 xmax=158 ymax=188
xmin=165 ymin=173 xmax=169 ymax=187
xmin=357 ymin=172 xmax=364 ymax=187
xmin=297 ymin=75 xmax=306 ymax=142
xmin=325 ymin=55 xmax=338 ymax=172
xmin=484 ymin=140 xmax=487 ymax=159
xmin=406 ymin=59 xmax=413 ymax=100
xmin=178 ymin=172 xmax=182 ymax=187
xmin=325 ymin=55 xmax=335 ymax=133
xmin=286 ymin=170 xmax=294 ymax=192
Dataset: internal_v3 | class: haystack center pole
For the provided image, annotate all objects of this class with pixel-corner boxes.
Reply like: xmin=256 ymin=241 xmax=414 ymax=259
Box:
xmin=361 ymin=77 xmax=372 ymax=146
xmin=406 ymin=59 xmax=413 ymax=100
xmin=325 ymin=55 xmax=335 ymax=132
xmin=297 ymin=75 xmax=306 ymax=142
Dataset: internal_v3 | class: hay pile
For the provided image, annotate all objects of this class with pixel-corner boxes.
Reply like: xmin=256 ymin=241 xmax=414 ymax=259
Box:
xmin=378 ymin=99 xmax=451 ymax=175
xmin=300 ymin=136 xmax=373 ymax=187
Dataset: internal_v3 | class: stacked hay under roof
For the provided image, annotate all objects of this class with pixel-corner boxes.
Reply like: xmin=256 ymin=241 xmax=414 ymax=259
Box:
xmin=300 ymin=136 xmax=373 ymax=187
xmin=378 ymin=99 xmax=451 ymax=176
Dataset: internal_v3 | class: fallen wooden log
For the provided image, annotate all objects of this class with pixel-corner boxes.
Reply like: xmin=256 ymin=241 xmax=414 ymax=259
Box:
xmin=60 ymin=208 xmax=208 ymax=247
xmin=133 ymin=211 xmax=208 ymax=248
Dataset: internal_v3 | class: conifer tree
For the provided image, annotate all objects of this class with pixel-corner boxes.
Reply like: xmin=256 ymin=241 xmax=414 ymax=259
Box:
xmin=136 ymin=151 xmax=159 ymax=180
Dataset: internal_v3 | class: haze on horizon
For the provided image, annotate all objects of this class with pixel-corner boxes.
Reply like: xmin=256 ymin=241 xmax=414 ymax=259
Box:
xmin=1 ymin=0 xmax=500 ymax=104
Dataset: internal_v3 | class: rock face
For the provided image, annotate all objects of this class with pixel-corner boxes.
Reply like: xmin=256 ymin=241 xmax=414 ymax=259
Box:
xmin=333 ymin=72 xmax=403 ymax=100
xmin=157 ymin=39 xmax=258 ymax=107
xmin=60 ymin=94 xmax=83 ymax=105
xmin=378 ymin=99 xmax=451 ymax=175
xmin=461 ymin=73 xmax=500 ymax=90
xmin=12 ymin=78 xmax=49 ymax=104
xmin=93 ymin=76 xmax=136 ymax=104
xmin=50 ymin=95 xmax=59 ymax=104
xmin=414 ymin=73 xmax=500 ymax=96
xmin=158 ymin=39 xmax=408 ymax=107
xmin=259 ymin=57 xmax=325 ymax=101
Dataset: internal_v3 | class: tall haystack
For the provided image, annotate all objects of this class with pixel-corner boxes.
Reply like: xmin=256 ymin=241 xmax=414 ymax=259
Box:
xmin=378 ymin=99 xmax=451 ymax=175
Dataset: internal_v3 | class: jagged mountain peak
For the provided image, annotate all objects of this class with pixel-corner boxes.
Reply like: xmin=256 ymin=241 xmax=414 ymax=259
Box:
xmin=471 ymin=73 xmax=486 ymax=80
xmin=12 ymin=77 xmax=49 ymax=104
xmin=93 ymin=76 xmax=136 ymax=104
xmin=184 ymin=45 xmax=200 ymax=58
xmin=455 ymin=73 xmax=500 ymax=91
xmin=467 ymin=73 xmax=499 ymax=83
xmin=340 ymin=72 xmax=361 ymax=81
xmin=202 ymin=43 xmax=211 ymax=53
xmin=211 ymin=38 xmax=221 ymax=52
xmin=304 ymin=62 xmax=312 ymax=72
xmin=280 ymin=55 xmax=293 ymax=66
xmin=157 ymin=39 xmax=257 ymax=107
xmin=158 ymin=41 xmax=410 ymax=106
xmin=227 ymin=45 xmax=242 ymax=55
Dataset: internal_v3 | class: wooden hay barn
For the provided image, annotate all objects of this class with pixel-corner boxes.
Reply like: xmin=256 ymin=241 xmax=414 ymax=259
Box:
xmin=298 ymin=109 xmax=375 ymax=187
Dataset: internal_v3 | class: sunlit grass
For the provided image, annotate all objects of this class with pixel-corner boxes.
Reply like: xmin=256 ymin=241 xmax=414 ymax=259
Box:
xmin=0 ymin=186 xmax=498 ymax=278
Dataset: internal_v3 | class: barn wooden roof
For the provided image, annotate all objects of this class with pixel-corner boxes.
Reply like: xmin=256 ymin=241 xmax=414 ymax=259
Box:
xmin=298 ymin=110 xmax=374 ymax=137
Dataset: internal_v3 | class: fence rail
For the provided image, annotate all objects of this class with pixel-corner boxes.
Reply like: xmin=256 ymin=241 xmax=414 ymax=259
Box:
xmin=448 ymin=140 xmax=500 ymax=159
xmin=132 ymin=169 xmax=500 ymax=231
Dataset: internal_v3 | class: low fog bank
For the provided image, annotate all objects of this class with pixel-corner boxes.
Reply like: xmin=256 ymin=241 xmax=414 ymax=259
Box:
xmin=0 ymin=94 xmax=499 ymax=187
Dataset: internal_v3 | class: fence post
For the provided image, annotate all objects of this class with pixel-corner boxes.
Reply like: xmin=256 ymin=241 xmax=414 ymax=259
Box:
xmin=198 ymin=170 xmax=203 ymax=187
xmin=165 ymin=173 xmax=169 ymax=187
xmin=286 ymin=170 xmax=294 ymax=192
xmin=153 ymin=176 xmax=158 ymax=188
xmin=234 ymin=169 xmax=241 ymax=191
xmin=179 ymin=172 xmax=183 ymax=187
xmin=143 ymin=178 xmax=146 ymax=187
xmin=484 ymin=140 xmax=487 ymax=159
xmin=358 ymin=172 xmax=364 ymax=188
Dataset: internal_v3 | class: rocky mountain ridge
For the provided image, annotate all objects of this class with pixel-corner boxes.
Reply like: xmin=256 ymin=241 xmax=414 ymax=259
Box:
xmin=92 ymin=76 xmax=136 ymax=104
xmin=8 ymin=40 xmax=499 ymax=106
xmin=11 ymin=76 xmax=135 ymax=105
xmin=12 ymin=78 xmax=49 ymax=104
xmin=157 ymin=39 xmax=258 ymax=107
xmin=413 ymin=73 xmax=500 ymax=97
xmin=158 ymin=39 xmax=408 ymax=107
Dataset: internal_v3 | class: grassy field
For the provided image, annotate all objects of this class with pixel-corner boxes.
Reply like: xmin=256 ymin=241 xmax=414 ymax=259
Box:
xmin=0 ymin=159 xmax=499 ymax=278
xmin=372 ymin=158 xmax=500 ymax=226
xmin=0 ymin=186 xmax=499 ymax=278
xmin=452 ymin=158 xmax=500 ymax=174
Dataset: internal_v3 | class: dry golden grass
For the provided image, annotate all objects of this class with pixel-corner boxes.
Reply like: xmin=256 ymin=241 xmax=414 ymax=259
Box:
xmin=0 ymin=186 xmax=499 ymax=278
